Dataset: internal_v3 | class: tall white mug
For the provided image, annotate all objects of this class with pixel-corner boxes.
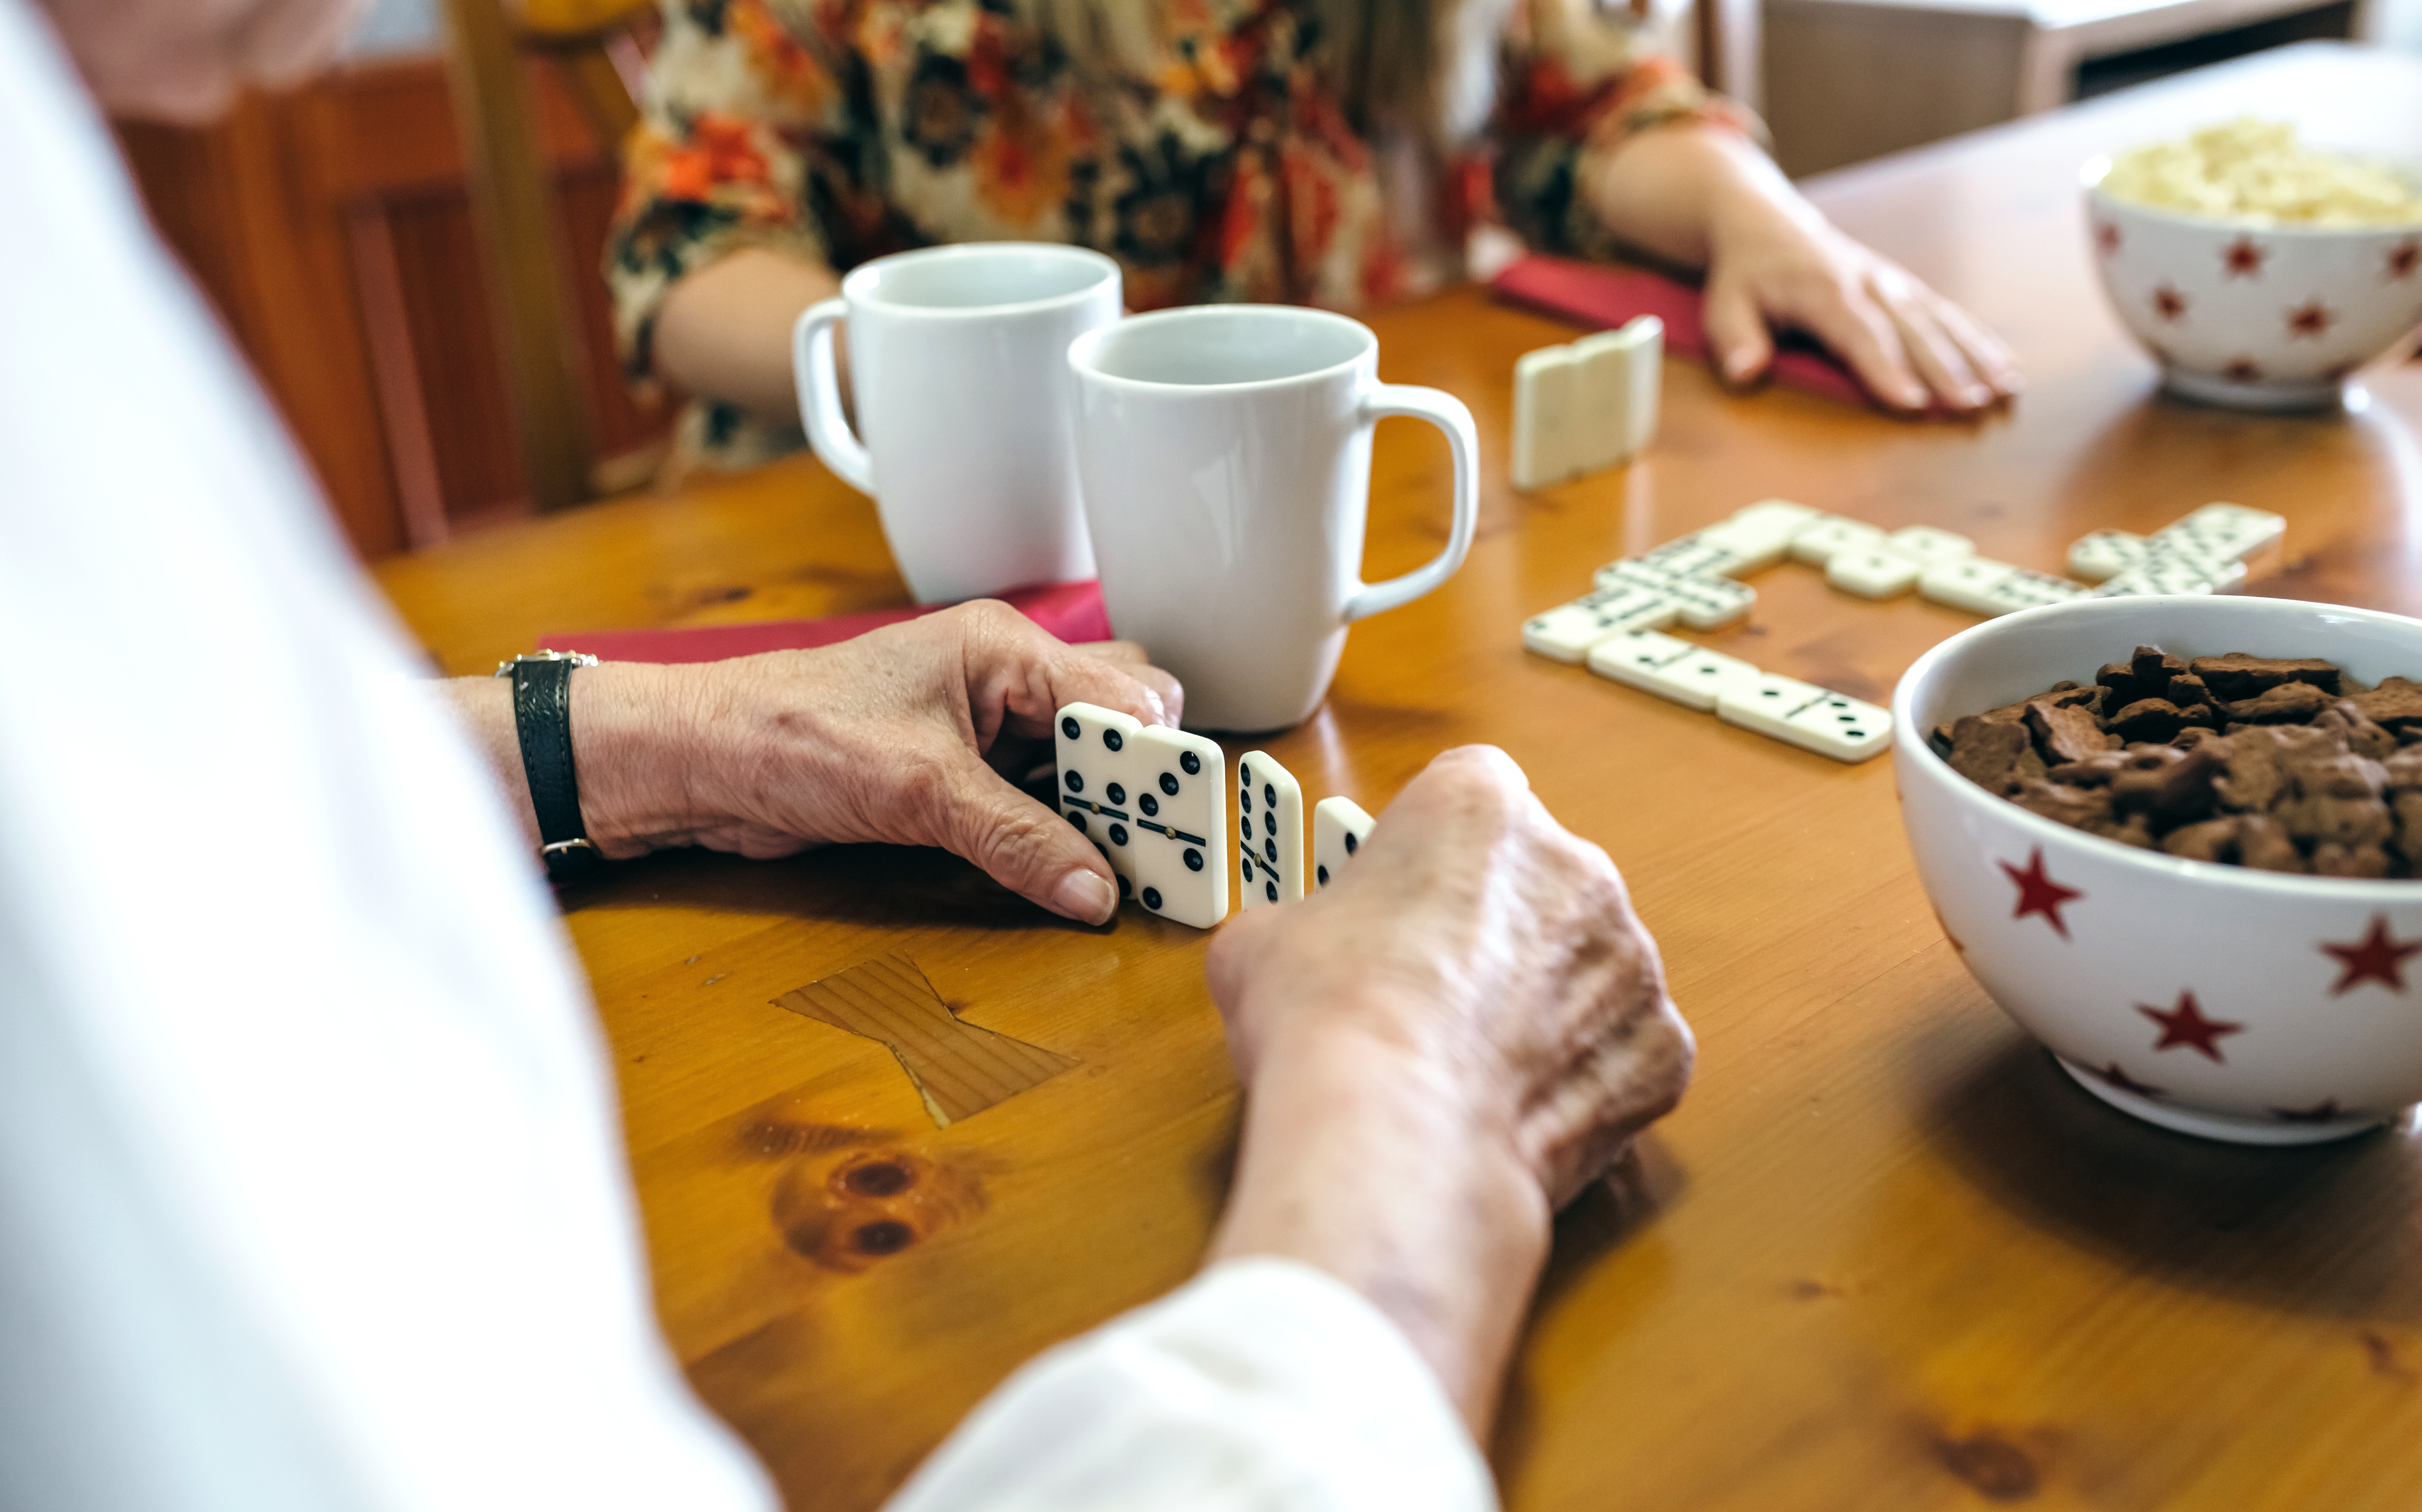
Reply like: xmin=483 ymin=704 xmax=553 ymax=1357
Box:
xmin=1067 ymin=306 xmax=1480 ymax=732
xmin=794 ymin=243 xmax=1120 ymax=603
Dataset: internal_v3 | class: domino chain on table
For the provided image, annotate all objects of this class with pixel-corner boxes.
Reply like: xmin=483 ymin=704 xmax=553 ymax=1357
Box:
xmin=1522 ymin=500 xmax=2287 ymax=764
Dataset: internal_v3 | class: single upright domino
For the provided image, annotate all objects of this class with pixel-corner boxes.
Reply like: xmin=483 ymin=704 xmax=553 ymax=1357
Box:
xmin=1055 ymin=702 xmax=1144 ymax=904
xmin=1126 ymin=723 xmax=1228 ymax=928
xmin=1511 ymin=346 xmax=1583 ymax=490
xmin=1571 ymin=316 xmax=1663 ymax=474
xmin=1312 ymin=797 xmax=1376 ymax=889
xmin=1055 ymin=703 xmax=1228 ymax=928
xmin=1237 ymin=751 xmax=1304 ymax=907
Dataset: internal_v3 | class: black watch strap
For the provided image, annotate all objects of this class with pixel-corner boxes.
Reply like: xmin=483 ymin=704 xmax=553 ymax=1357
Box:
xmin=499 ymin=653 xmax=600 ymax=882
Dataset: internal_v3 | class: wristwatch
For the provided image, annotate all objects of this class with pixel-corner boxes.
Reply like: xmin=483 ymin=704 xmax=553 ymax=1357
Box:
xmin=494 ymin=650 xmax=602 ymax=883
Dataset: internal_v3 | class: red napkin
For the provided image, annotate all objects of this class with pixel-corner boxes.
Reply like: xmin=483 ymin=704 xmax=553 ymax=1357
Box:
xmin=1488 ymin=254 xmax=1883 ymax=412
xmin=541 ymin=579 xmax=1111 ymax=663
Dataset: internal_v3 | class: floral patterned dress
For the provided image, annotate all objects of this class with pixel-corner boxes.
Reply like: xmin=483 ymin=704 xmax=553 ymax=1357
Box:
xmin=608 ymin=0 xmax=1741 ymax=468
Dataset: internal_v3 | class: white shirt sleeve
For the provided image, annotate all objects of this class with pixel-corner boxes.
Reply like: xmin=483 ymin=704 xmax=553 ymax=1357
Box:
xmin=887 ymin=1258 xmax=1498 ymax=1512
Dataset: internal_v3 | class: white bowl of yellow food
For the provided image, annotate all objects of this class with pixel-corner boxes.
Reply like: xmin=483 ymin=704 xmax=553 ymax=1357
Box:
xmin=2084 ymin=119 xmax=2422 ymax=411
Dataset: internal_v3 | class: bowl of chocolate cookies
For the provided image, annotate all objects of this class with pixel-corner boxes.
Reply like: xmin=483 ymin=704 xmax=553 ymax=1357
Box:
xmin=1894 ymin=593 xmax=2422 ymax=1145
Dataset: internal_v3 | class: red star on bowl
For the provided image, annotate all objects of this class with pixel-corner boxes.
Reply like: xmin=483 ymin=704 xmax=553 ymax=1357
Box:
xmin=2286 ymin=300 xmax=2335 ymax=339
xmin=2152 ymin=285 xmax=2188 ymax=321
xmin=2089 ymin=1061 xmax=2166 ymax=1098
xmin=2390 ymin=238 xmax=2420 ymax=281
xmin=2224 ymin=358 xmax=2263 ymax=383
xmin=2000 ymin=848 xmax=2081 ymax=938
xmin=2138 ymin=990 xmax=2244 ymax=1063
xmin=2095 ymin=221 xmax=2122 ymax=256
xmin=2222 ymin=236 xmax=2268 ymax=279
xmin=2321 ymin=915 xmax=2422 ymax=994
xmin=2272 ymin=1099 xmax=2343 ymax=1123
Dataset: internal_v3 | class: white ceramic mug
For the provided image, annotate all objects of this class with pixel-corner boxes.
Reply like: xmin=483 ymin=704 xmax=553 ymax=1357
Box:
xmin=1067 ymin=305 xmax=1480 ymax=732
xmin=794 ymin=243 xmax=1121 ymax=603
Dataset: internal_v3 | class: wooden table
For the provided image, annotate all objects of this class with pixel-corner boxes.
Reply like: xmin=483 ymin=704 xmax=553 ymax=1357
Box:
xmin=375 ymin=43 xmax=2422 ymax=1512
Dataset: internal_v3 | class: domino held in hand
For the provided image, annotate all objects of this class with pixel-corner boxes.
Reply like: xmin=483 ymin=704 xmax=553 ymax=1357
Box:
xmin=1055 ymin=703 xmax=1229 ymax=928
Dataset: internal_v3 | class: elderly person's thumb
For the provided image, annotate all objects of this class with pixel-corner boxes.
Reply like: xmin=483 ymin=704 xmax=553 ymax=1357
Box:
xmin=932 ymin=759 xmax=1121 ymax=924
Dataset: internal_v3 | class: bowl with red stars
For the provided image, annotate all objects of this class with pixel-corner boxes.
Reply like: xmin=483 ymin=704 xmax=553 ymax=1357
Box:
xmin=1894 ymin=593 xmax=2422 ymax=1145
xmin=2082 ymin=127 xmax=2422 ymax=412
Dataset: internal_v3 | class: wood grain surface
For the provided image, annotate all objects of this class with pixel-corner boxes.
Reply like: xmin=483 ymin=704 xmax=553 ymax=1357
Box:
xmin=373 ymin=44 xmax=2422 ymax=1512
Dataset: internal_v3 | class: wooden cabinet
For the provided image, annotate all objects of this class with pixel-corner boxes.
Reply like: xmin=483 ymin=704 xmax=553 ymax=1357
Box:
xmin=116 ymin=53 xmax=669 ymax=560
xmin=1762 ymin=0 xmax=2376 ymax=177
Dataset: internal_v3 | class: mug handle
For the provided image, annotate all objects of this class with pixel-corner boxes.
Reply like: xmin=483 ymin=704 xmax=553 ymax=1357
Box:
xmin=1343 ymin=384 xmax=1481 ymax=623
xmin=793 ymin=298 xmax=876 ymax=496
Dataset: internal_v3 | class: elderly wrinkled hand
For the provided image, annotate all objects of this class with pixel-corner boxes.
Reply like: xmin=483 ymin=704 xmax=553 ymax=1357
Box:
xmin=559 ymin=601 xmax=1180 ymax=923
xmin=1207 ymin=745 xmax=1694 ymax=1209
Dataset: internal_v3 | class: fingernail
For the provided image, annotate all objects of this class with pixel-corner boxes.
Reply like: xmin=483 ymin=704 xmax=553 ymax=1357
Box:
xmin=1901 ymin=384 xmax=1930 ymax=409
xmin=1052 ymin=868 xmax=1117 ymax=924
xmin=1722 ymin=350 xmax=1758 ymax=381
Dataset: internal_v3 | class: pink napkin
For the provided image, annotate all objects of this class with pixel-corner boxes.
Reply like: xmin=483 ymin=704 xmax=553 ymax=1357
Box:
xmin=1489 ymin=254 xmax=1886 ymax=412
xmin=541 ymin=579 xmax=1111 ymax=663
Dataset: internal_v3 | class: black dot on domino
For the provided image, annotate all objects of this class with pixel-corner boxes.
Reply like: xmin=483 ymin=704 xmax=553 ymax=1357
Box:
xmin=1240 ymin=762 xmax=1253 ymax=786
xmin=1180 ymin=751 xmax=1199 ymax=775
xmin=1344 ymin=833 xmax=1358 ymax=855
xmin=1106 ymin=782 xmax=1126 ymax=806
xmin=1140 ymin=793 xmax=1158 ymax=816
xmin=1109 ymin=823 xmax=1129 ymax=846
xmin=1159 ymin=772 xmax=1178 ymax=796
xmin=1239 ymin=817 xmax=1251 ymax=842
xmin=1142 ymin=886 xmax=1163 ymax=911
xmin=1263 ymin=837 xmax=1276 ymax=864
xmin=1062 ymin=716 xmax=1080 ymax=741
xmin=1064 ymin=770 xmax=1082 ymax=792
xmin=1103 ymin=729 xmax=1123 ymax=751
xmin=1117 ymin=875 xmax=1132 ymax=898
xmin=1262 ymin=811 xmax=1274 ymax=837
xmin=1183 ymin=848 xmax=1202 ymax=872
xmin=1317 ymin=864 xmax=1330 ymax=886
xmin=1068 ymin=811 xmax=1087 ymax=832
xmin=1240 ymin=785 xmax=1252 ymax=813
xmin=1264 ymin=879 xmax=1277 ymax=902
xmin=1262 ymin=783 xmax=1275 ymax=809
xmin=1243 ymin=856 xmax=1255 ymax=880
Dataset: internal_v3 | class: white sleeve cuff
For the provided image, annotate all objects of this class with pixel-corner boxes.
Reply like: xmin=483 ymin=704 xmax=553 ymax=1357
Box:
xmin=883 ymin=1256 xmax=1499 ymax=1512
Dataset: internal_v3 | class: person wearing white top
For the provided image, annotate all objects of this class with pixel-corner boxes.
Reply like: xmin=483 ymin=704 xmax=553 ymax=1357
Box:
xmin=0 ymin=3 xmax=1693 ymax=1509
